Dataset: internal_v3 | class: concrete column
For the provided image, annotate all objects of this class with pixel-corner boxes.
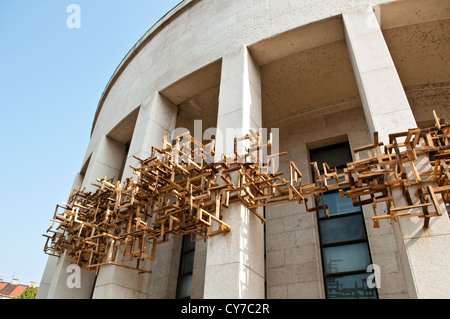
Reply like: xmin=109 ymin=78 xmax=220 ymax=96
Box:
xmin=42 ymin=135 xmax=126 ymax=299
xmin=214 ymin=45 xmax=262 ymax=160
xmin=120 ymin=93 xmax=178 ymax=180
xmin=36 ymin=256 xmax=58 ymax=299
xmin=203 ymin=46 xmax=265 ymax=298
xmin=82 ymin=136 xmax=127 ymax=192
xmin=391 ymin=155 xmax=450 ymax=298
xmin=37 ymin=172 xmax=88 ymax=299
xmin=147 ymin=237 xmax=182 ymax=299
xmin=45 ymin=251 xmax=96 ymax=299
xmin=343 ymin=4 xmax=416 ymax=141
xmin=91 ymin=92 xmax=178 ymax=299
xmin=191 ymin=239 xmax=207 ymax=299
xmin=344 ymin=4 xmax=450 ymax=299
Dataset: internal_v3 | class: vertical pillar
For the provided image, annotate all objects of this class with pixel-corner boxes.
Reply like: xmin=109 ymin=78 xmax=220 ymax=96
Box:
xmin=91 ymin=92 xmax=178 ymax=299
xmin=43 ymin=135 xmax=126 ymax=299
xmin=35 ymin=256 xmax=58 ymax=299
xmin=147 ymin=237 xmax=182 ymax=299
xmin=37 ymin=171 xmax=89 ymax=299
xmin=120 ymin=93 xmax=178 ymax=180
xmin=214 ymin=46 xmax=262 ymax=160
xmin=82 ymin=136 xmax=127 ymax=191
xmin=344 ymin=4 xmax=450 ymax=298
xmin=343 ymin=4 xmax=416 ymax=139
xmin=203 ymin=46 xmax=265 ymax=298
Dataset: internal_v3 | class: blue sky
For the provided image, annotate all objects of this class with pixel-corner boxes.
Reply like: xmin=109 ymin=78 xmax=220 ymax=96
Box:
xmin=0 ymin=0 xmax=181 ymax=287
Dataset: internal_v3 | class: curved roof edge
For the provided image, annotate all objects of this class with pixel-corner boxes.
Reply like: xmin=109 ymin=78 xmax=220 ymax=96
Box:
xmin=90 ymin=0 xmax=200 ymax=136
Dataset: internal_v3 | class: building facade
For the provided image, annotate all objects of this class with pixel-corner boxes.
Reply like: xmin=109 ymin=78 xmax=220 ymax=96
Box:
xmin=37 ymin=0 xmax=450 ymax=299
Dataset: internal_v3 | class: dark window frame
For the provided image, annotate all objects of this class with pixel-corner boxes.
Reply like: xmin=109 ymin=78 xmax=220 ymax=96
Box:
xmin=176 ymin=235 xmax=195 ymax=299
xmin=310 ymin=142 xmax=378 ymax=299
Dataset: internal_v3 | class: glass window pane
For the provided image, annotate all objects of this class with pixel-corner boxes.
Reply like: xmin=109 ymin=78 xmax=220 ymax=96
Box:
xmin=322 ymin=242 xmax=371 ymax=275
xmin=319 ymin=214 xmax=367 ymax=245
xmin=176 ymin=275 xmax=192 ymax=299
xmin=326 ymin=273 xmax=377 ymax=299
xmin=310 ymin=142 xmax=353 ymax=173
xmin=319 ymin=192 xmax=360 ymax=218
xmin=325 ymin=175 xmax=346 ymax=185
xmin=179 ymin=251 xmax=195 ymax=275
xmin=182 ymin=235 xmax=196 ymax=253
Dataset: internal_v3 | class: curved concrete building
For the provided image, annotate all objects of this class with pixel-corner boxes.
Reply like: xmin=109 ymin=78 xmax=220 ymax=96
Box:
xmin=38 ymin=0 xmax=450 ymax=299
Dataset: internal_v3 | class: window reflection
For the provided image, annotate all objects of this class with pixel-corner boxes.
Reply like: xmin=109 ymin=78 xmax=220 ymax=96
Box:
xmin=177 ymin=275 xmax=193 ymax=299
xmin=326 ymin=273 xmax=377 ymax=299
xmin=176 ymin=235 xmax=195 ymax=299
xmin=310 ymin=142 xmax=378 ymax=299
xmin=319 ymin=214 xmax=366 ymax=245
xmin=322 ymin=243 xmax=371 ymax=275
xmin=318 ymin=191 xmax=360 ymax=218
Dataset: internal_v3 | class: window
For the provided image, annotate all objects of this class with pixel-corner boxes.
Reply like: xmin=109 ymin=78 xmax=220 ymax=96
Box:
xmin=176 ymin=235 xmax=195 ymax=299
xmin=310 ymin=142 xmax=378 ymax=299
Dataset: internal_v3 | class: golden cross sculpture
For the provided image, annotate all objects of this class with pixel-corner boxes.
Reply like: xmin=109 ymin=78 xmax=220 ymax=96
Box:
xmin=43 ymin=111 xmax=450 ymax=274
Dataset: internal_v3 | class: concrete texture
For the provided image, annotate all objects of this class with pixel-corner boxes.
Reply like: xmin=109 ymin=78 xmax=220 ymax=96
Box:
xmin=38 ymin=0 xmax=450 ymax=299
